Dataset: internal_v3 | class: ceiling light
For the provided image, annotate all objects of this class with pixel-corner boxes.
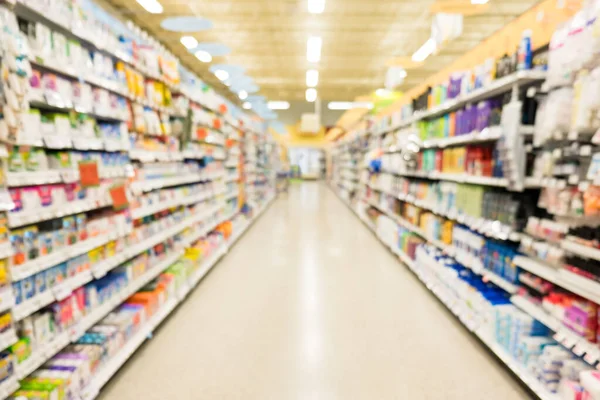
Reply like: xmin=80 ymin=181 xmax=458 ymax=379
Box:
xmin=243 ymin=102 xmax=251 ymax=109
xmin=376 ymin=88 xmax=390 ymax=97
xmin=471 ymin=0 xmax=489 ymax=3
xmin=238 ymin=90 xmax=248 ymax=100
xmin=267 ymin=101 xmax=290 ymax=110
xmin=328 ymin=102 xmax=374 ymax=110
xmin=214 ymin=69 xmax=229 ymax=81
xmin=306 ymin=69 xmax=319 ymax=87
xmin=306 ymin=36 xmax=322 ymax=63
xmin=306 ymin=88 xmax=317 ymax=102
xmin=136 ymin=0 xmax=163 ymax=13
xmin=195 ymin=50 xmax=212 ymax=63
xmin=412 ymin=38 xmax=437 ymax=62
xmin=308 ymin=0 xmax=325 ymax=13
xmin=180 ymin=36 xmax=198 ymax=49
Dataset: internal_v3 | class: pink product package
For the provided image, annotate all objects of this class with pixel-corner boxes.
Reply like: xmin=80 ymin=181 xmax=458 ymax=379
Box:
xmin=564 ymin=300 xmax=598 ymax=343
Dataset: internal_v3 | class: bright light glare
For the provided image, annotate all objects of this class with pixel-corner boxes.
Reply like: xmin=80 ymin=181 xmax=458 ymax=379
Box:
xmin=399 ymin=69 xmax=407 ymax=78
xmin=214 ymin=69 xmax=230 ymax=81
xmin=195 ymin=50 xmax=212 ymax=63
xmin=267 ymin=101 xmax=290 ymax=110
xmin=306 ymin=88 xmax=317 ymax=102
xmin=376 ymin=88 xmax=390 ymax=97
xmin=238 ymin=90 xmax=248 ymax=100
xmin=328 ymin=102 xmax=373 ymax=110
xmin=308 ymin=0 xmax=325 ymax=13
xmin=412 ymin=38 xmax=436 ymax=62
xmin=180 ymin=36 xmax=198 ymax=49
xmin=136 ymin=0 xmax=163 ymax=13
xmin=471 ymin=0 xmax=489 ymax=3
xmin=243 ymin=102 xmax=251 ymax=109
xmin=307 ymin=36 xmax=322 ymax=63
xmin=306 ymin=69 xmax=319 ymax=87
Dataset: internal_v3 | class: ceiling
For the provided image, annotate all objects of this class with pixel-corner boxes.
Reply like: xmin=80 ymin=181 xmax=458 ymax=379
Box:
xmin=100 ymin=0 xmax=542 ymax=105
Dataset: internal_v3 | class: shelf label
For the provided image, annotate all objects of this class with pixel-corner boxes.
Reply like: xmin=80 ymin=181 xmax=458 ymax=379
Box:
xmin=79 ymin=161 xmax=100 ymax=187
xmin=109 ymin=184 xmax=129 ymax=211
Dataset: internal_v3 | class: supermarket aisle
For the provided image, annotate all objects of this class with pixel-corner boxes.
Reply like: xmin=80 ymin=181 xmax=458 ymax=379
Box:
xmin=101 ymin=182 xmax=528 ymax=400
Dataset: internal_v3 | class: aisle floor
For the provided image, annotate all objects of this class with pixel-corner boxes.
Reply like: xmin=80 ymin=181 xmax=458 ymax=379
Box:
xmin=101 ymin=182 xmax=529 ymax=400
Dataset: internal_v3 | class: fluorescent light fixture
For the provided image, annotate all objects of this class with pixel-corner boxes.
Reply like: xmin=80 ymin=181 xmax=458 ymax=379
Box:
xmin=238 ymin=90 xmax=248 ymax=100
xmin=308 ymin=0 xmax=325 ymax=13
xmin=214 ymin=69 xmax=229 ymax=81
xmin=328 ymin=101 xmax=373 ymax=110
xmin=411 ymin=38 xmax=436 ymax=62
xmin=306 ymin=36 xmax=322 ymax=63
xmin=471 ymin=0 xmax=489 ymax=3
xmin=306 ymin=69 xmax=319 ymax=87
xmin=243 ymin=102 xmax=251 ymax=109
xmin=180 ymin=36 xmax=198 ymax=49
xmin=136 ymin=0 xmax=163 ymax=13
xmin=267 ymin=101 xmax=290 ymax=110
xmin=195 ymin=50 xmax=212 ymax=63
xmin=306 ymin=88 xmax=317 ymax=102
xmin=376 ymin=88 xmax=390 ymax=97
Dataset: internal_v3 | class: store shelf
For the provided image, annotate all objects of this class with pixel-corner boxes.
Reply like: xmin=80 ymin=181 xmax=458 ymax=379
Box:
xmin=131 ymin=189 xmax=226 ymax=220
xmin=12 ymin=206 xmax=221 ymax=321
xmin=15 ymin=331 xmax=71 ymax=379
xmin=130 ymin=150 xmax=185 ymax=163
xmin=69 ymin=249 xmax=184 ymax=343
xmin=177 ymin=245 xmax=227 ymax=300
xmin=388 ymin=169 xmax=509 ymax=187
xmin=366 ymin=199 xmax=454 ymax=255
xmin=510 ymin=295 xmax=561 ymax=331
xmin=481 ymin=270 xmax=519 ymax=294
xmin=421 ymin=126 xmax=503 ymax=148
xmin=373 ymin=187 xmax=522 ymax=242
xmin=408 ymin=70 xmax=547 ymax=123
xmin=11 ymin=230 xmax=131 ymax=282
xmin=8 ymin=197 xmax=113 ymax=228
xmin=337 ymin=184 xmax=559 ymax=400
xmin=514 ymin=255 xmax=600 ymax=306
xmin=0 ymin=330 xmax=18 ymax=353
xmin=509 ymin=298 xmax=600 ymax=366
xmin=561 ymin=239 xmax=600 ymax=262
xmin=79 ymin=297 xmax=178 ymax=400
xmin=130 ymin=174 xmax=205 ymax=194
xmin=475 ymin=330 xmax=559 ymax=400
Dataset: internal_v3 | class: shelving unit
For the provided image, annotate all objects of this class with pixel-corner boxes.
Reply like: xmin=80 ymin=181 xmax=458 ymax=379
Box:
xmin=0 ymin=1 xmax=280 ymax=399
xmin=329 ymin=47 xmax=600 ymax=396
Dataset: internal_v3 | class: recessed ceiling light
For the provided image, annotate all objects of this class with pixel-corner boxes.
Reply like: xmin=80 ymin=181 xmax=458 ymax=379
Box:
xmin=307 ymin=36 xmax=322 ymax=63
xmin=306 ymin=69 xmax=319 ymax=87
xmin=195 ymin=50 xmax=212 ymax=63
xmin=238 ymin=90 xmax=248 ymax=100
xmin=267 ymin=101 xmax=290 ymax=110
xmin=308 ymin=0 xmax=325 ymax=13
xmin=412 ymin=38 xmax=436 ymax=62
xmin=328 ymin=101 xmax=374 ymax=110
xmin=306 ymin=88 xmax=317 ymax=102
xmin=136 ymin=0 xmax=163 ymax=13
xmin=180 ymin=36 xmax=198 ymax=49
xmin=243 ymin=102 xmax=251 ymax=110
xmin=160 ymin=16 xmax=212 ymax=32
xmin=214 ymin=69 xmax=230 ymax=81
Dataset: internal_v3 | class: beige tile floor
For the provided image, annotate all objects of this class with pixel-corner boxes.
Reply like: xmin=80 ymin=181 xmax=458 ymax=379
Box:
xmin=99 ymin=182 xmax=529 ymax=400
